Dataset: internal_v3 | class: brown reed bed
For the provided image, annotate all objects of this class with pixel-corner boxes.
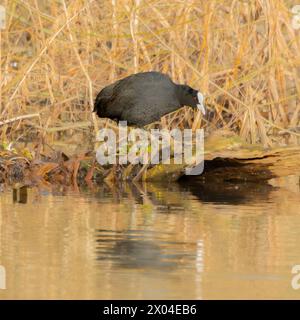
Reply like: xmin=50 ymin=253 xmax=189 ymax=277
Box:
xmin=0 ymin=0 xmax=299 ymax=151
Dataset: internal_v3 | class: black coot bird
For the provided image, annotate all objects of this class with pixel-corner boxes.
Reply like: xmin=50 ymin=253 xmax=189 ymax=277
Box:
xmin=93 ymin=71 xmax=205 ymax=126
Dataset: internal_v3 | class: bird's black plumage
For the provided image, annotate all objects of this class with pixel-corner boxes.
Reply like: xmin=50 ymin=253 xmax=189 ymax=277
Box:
xmin=93 ymin=71 xmax=205 ymax=126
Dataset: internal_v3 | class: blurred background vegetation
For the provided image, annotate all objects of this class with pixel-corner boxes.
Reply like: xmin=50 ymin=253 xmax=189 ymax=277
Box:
xmin=0 ymin=0 xmax=299 ymax=149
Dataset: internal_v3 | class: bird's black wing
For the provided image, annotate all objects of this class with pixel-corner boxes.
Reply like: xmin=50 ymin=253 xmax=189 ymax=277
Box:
xmin=93 ymin=72 xmax=177 ymax=124
xmin=112 ymin=73 xmax=179 ymax=125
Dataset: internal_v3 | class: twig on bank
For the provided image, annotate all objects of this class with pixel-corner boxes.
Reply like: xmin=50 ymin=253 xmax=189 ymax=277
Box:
xmin=0 ymin=113 xmax=40 ymax=126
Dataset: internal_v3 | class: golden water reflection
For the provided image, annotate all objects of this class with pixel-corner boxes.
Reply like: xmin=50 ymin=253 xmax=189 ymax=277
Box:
xmin=0 ymin=179 xmax=300 ymax=299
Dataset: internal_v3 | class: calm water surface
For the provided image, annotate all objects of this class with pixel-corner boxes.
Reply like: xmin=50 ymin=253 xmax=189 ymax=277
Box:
xmin=0 ymin=177 xmax=300 ymax=299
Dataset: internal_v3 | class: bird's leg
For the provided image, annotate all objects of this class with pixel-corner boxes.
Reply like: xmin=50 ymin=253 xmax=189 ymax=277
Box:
xmin=132 ymin=164 xmax=149 ymax=182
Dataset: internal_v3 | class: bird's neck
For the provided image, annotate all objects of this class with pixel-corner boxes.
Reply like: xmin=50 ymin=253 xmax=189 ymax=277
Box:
xmin=175 ymin=84 xmax=187 ymax=106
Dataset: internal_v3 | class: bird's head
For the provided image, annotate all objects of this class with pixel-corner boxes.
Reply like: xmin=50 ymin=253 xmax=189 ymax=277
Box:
xmin=178 ymin=85 xmax=206 ymax=115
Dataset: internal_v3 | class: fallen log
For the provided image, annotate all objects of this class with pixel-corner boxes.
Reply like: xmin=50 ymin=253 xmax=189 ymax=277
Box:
xmin=145 ymin=131 xmax=300 ymax=182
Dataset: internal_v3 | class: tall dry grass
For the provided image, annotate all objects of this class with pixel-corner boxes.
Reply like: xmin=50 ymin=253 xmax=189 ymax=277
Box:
xmin=0 ymin=0 xmax=299 ymax=147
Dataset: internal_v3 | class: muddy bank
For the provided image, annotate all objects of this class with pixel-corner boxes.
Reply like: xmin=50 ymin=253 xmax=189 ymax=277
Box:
xmin=1 ymin=132 xmax=300 ymax=187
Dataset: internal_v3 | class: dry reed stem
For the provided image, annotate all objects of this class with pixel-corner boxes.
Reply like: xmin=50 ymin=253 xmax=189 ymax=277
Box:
xmin=0 ymin=0 xmax=298 ymax=147
xmin=0 ymin=112 xmax=40 ymax=126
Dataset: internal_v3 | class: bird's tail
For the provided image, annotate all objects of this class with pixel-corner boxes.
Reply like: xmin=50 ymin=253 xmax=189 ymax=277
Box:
xmin=93 ymin=93 xmax=101 ymax=113
xmin=93 ymin=91 xmax=107 ymax=115
xmin=93 ymin=93 xmax=109 ymax=117
xmin=93 ymin=83 xmax=115 ymax=115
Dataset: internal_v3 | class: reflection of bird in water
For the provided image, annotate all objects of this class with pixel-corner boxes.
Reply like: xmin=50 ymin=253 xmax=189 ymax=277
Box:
xmin=102 ymin=240 xmax=171 ymax=269
xmin=95 ymin=230 xmax=190 ymax=270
